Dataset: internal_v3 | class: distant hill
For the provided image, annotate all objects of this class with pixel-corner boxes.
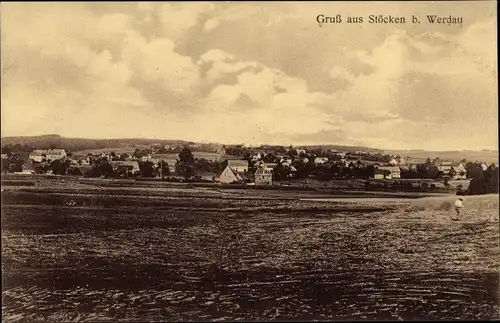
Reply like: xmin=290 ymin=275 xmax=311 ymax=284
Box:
xmin=384 ymin=149 xmax=499 ymax=165
xmin=0 ymin=135 xmax=192 ymax=152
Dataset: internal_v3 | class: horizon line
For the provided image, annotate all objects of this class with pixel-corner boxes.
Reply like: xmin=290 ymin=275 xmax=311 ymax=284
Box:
xmin=0 ymin=133 xmax=498 ymax=153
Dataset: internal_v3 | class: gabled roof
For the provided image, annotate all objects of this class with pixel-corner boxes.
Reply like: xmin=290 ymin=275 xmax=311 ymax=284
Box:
xmin=221 ymin=165 xmax=247 ymax=181
xmin=452 ymin=163 xmax=467 ymax=173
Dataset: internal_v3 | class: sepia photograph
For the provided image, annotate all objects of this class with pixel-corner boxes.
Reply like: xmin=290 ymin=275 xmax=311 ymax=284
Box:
xmin=1 ymin=1 xmax=499 ymax=321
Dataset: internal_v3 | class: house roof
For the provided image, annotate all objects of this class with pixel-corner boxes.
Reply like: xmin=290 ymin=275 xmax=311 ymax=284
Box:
xmin=227 ymin=159 xmax=248 ymax=166
xmin=221 ymin=165 xmax=247 ymax=181
xmin=31 ymin=149 xmax=47 ymax=155
xmin=452 ymin=163 xmax=467 ymax=173
xmin=47 ymin=149 xmax=66 ymax=155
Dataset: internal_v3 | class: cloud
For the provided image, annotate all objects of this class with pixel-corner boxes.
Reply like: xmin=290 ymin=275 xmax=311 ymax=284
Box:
xmin=157 ymin=2 xmax=216 ymax=38
xmin=1 ymin=2 xmax=497 ymax=151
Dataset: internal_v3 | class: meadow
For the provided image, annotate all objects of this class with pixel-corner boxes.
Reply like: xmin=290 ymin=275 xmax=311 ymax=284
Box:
xmin=1 ymin=181 xmax=499 ymax=321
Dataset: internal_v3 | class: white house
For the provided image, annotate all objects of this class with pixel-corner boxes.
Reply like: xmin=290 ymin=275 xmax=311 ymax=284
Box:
xmin=451 ymin=163 xmax=467 ymax=180
xmin=163 ymin=159 xmax=178 ymax=174
xmin=255 ymin=167 xmax=273 ymax=185
xmin=296 ymin=149 xmax=306 ymax=155
xmin=227 ymin=159 xmax=249 ymax=173
xmin=46 ymin=149 xmax=67 ymax=162
xmin=219 ymin=165 xmax=245 ymax=184
xmin=29 ymin=149 xmax=47 ymax=163
xmin=376 ymin=166 xmax=401 ymax=179
xmin=388 ymin=158 xmax=399 ymax=166
xmin=251 ymin=152 xmax=262 ymax=161
xmin=438 ymin=163 xmax=467 ymax=180
xmin=110 ymin=161 xmax=140 ymax=176
xmin=314 ymin=157 xmax=329 ymax=165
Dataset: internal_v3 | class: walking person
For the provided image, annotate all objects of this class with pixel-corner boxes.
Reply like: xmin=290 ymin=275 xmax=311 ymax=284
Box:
xmin=453 ymin=197 xmax=464 ymax=221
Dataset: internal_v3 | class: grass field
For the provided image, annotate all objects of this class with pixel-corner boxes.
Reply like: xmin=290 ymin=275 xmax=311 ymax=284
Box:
xmin=1 ymin=182 xmax=499 ymax=321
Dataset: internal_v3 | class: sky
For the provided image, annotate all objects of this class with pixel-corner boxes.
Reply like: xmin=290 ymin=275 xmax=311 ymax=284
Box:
xmin=1 ymin=2 xmax=497 ymax=151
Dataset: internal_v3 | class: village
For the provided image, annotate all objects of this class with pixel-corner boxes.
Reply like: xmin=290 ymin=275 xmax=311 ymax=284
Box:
xmin=1 ymin=143 xmax=496 ymax=193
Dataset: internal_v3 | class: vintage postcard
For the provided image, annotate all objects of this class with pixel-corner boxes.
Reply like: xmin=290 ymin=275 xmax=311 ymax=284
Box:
xmin=1 ymin=1 xmax=498 ymax=321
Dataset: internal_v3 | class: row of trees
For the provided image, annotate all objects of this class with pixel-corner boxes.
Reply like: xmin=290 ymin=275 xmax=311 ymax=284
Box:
xmin=468 ymin=164 xmax=499 ymax=194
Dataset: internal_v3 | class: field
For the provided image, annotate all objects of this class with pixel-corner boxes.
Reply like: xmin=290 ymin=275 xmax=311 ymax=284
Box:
xmin=1 ymin=180 xmax=499 ymax=321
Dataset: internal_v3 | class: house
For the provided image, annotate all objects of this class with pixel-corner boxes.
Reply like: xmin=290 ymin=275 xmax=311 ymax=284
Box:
xmin=437 ymin=165 xmax=452 ymax=179
xmin=376 ymin=166 xmax=401 ymax=179
xmin=110 ymin=161 xmax=140 ymax=176
xmin=1 ymin=153 xmax=8 ymax=159
xmin=29 ymin=149 xmax=46 ymax=163
xmin=219 ymin=165 xmax=245 ymax=184
xmin=141 ymin=155 xmax=152 ymax=162
xmin=46 ymin=149 xmax=67 ymax=162
xmin=451 ymin=163 xmax=467 ymax=180
xmin=314 ymin=157 xmax=329 ymax=165
xmin=250 ymin=152 xmax=262 ymax=161
xmin=373 ymin=168 xmax=386 ymax=180
xmin=255 ymin=167 xmax=273 ymax=185
xmin=163 ymin=159 xmax=178 ymax=174
xmin=388 ymin=158 xmax=399 ymax=166
xmin=227 ymin=159 xmax=248 ymax=173
xmin=149 ymin=158 xmax=161 ymax=166
xmin=480 ymin=163 xmax=488 ymax=171
xmin=296 ymin=149 xmax=306 ymax=155
xmin=332 ymin=151 xmax=347 ymax=158
xmin=438 ymin=163 xmax=467 ymax=180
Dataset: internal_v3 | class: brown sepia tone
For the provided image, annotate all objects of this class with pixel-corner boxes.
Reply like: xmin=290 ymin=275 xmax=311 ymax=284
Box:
xmin=1 ymin=1 xmax=498 ymax=322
